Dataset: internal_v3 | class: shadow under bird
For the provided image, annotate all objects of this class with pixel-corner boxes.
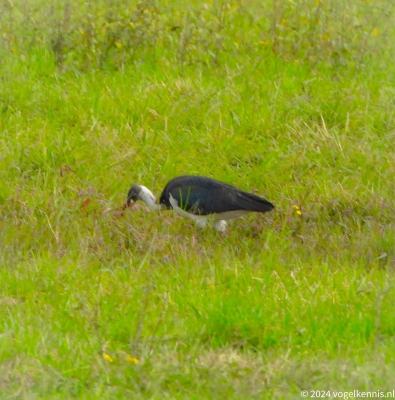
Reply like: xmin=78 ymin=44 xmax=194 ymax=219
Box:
xmin=125 ymin=175 xmax=274 ymax=232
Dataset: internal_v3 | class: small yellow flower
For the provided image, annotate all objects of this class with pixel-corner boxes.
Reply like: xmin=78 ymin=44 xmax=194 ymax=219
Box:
xmin=371 ymin=28 xmax=380 ymax=37
xmin=292 ymin=205 xmax=303 ymax=216
xmin=115 ymin=41 xmax=123 ymax=49
xmin=125 ymin=356 xmax=139 ymax=364
xmin=322 ymin=33 xmax=330 ymax=41
xmin=103 ymin=353 xmax=114 ymax=363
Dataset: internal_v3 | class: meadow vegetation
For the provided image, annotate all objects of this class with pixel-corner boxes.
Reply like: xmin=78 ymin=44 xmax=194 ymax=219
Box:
xmin=1 ymin=0 xmax=395 ymax=398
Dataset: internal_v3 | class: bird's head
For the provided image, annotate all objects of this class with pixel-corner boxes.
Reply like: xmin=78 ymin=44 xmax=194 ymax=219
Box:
xmin=125 ymin=185 xmax=143 ymax=208
xmin=125 ymin=184 xmax=159 ymax=211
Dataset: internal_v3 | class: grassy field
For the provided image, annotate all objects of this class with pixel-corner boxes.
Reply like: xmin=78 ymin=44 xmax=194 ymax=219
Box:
xmin=1 ymin=0 xmax=395 ymax=398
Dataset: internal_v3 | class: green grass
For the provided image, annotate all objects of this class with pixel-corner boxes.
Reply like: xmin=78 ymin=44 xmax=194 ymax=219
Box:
xmin=1 ymin=0 xmax=395 ymax=398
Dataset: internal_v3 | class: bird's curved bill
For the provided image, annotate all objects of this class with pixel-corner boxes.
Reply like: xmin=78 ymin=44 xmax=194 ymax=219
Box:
xmin=123 ymin=198 xmax=134 ymax=209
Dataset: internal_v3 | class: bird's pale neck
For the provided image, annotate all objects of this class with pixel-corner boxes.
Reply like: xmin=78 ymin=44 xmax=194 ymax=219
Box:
xmin=139 ymin=186 xmax=161 ymax=211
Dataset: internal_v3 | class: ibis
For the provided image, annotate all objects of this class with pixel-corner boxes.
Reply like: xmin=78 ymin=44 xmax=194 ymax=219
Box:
xmin=125 ymin=175 xmax=274 ymax=232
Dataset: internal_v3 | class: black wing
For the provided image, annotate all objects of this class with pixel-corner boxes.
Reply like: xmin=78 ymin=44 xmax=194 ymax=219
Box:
xmin=159 ymin=175 xmax=274 ymax=215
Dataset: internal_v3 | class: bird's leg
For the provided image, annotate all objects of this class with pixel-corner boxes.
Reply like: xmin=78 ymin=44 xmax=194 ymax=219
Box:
xmin=213 ymin=220 xmax=227 ymax=233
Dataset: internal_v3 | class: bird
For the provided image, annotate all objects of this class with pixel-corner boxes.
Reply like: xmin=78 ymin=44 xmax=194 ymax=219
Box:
xmin=125 ymin=175 xmax=274 ymax=232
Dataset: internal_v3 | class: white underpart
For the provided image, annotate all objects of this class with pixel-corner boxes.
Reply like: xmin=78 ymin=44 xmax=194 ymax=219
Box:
xmin=138 ymin=186 xmax=161 ymax=211
xmin=169 ymin=194 xmax=210 ymax=228
xmin=168 ymin=194 xmax=250 ymax=232
xmin=212 ymin=210 xmax=250 ymax=220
